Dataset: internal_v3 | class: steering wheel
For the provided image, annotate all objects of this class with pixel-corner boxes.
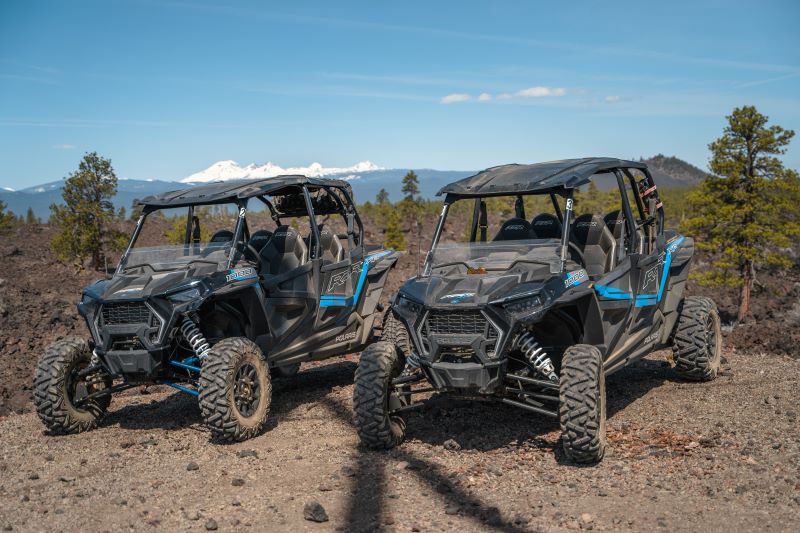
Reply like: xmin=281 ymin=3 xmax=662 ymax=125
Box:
xmin=235 ymin=240 xmax=263 ymax=269
xmin=566 ymin=242 xmax=585 ymax=267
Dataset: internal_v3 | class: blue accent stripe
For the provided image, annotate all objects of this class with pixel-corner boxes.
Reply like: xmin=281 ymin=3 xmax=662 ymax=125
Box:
xmin=319 ymin=250 xmax=393 ymax=308
xmin=594 ymin=236 xmax=685 ymax=308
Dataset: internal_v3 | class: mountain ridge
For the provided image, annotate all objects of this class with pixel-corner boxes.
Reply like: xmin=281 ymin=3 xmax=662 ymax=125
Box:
xmin=1 ymin=156 xmax=707 ymax=219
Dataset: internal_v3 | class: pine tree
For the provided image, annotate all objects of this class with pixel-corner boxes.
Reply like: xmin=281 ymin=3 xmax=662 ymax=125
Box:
xmin=50 ymin=152 xmax=127 ymax=269
xmin=0 ymin=200 xmax=15 ymax=232
xmin=25 ymin=207 xmax=38 ymax=225
xmin=683 ymin=106 xmax=800 ymax=321
xmin=384 ymin=207 xmax=406 ymax=251
xmin=376 ymin=188 xmax=390 ymax=205
xmin=401 ymin=170 xmax=420 ymax=201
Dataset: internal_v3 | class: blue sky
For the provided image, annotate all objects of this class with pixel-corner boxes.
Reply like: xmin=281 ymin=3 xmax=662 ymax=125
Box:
xmin=1 ymin=0 xmax=798 ymax=189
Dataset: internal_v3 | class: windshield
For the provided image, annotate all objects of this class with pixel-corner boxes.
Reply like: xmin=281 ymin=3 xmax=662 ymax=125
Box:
xmin=120 ymin=204 xmax=241 ymax=273
xmin=120 ymin=242 xmax=233 ymax=272
xmin=428 ymin=239 xmax=560 ymax=272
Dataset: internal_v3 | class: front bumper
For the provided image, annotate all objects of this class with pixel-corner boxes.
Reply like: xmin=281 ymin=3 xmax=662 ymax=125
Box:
xmin=421 ymin=359 xmax=506 ymax=393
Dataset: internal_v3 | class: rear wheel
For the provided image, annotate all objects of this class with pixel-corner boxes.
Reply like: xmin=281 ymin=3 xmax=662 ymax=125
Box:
xmin=353 ymin=342 xmax=406 ymax=449
xmin=671 ymin=296 xmax=722 ymax=381
xmin=33 ymin=337 xmax=111 ymax=434
xmin=559 ymin=344 xmax=606 ymax=464
xmin=198 ymin=338 xmax=272 ymax=442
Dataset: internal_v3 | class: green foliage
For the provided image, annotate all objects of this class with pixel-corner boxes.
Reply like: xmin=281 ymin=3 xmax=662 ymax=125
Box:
xmin=384 ymin=208 xmax=406 ymax=251
xmin=164 ymin=215 xmax=211 ymax=245
xmin=682 ymin=105 xmax=799 ymax=320
xmin=50 ymin=152 xmax=127 ymax=269
xmin=0 ymin=200 xmax=16 ymax=232
xmin=376 ymin=188 xmax=389 ymax=205
xmin=25 ymin=206 xmax=39 ymax=225
xmin=401 ymin=170 xmax=420 ymax=201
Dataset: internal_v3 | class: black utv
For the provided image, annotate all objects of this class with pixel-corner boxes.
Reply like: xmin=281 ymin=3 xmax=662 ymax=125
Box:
xmin=34 ymin=176 xmax=397 ymax=441
xmin=353 ymin=158 xmax=722 ymax=463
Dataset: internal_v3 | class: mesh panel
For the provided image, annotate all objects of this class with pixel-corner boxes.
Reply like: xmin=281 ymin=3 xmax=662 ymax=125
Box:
xmin=101 ymin=302 xmax=152 ymax=326
xmin=426 ymin=311 xmax=487 ymax=335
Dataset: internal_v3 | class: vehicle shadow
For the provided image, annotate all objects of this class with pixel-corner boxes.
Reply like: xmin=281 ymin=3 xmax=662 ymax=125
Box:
xmin=320 ymin=396 xmax=532 ymax=533
xmin=394 ymin=356 xmax=680 ymax=456
xmin=102 ymin=359 xmax=358 ymax=434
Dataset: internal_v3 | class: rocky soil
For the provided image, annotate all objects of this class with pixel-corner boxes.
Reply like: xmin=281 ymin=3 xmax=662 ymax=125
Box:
xmin=0 ymin=347 xmax=798 ymax=532
xmin=1 ymin=221 xmax=799 ymax=531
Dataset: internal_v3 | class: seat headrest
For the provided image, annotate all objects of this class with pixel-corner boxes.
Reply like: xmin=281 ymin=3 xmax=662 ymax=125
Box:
xmin=530 ymin=213 xmax=562 ymax=239
xmin=494 ymin=218 xmax=535 ymax=241
xmin=317 ymin=224 xmax=334 ymax=247
xmin=249 ymin=229 xmax=273 ymax=252
xmin=572 ymin=214 xmax=610 ymax=245
xmin=210 ymin=230 xmax=234 ymax=243
xmin=270 ymin=225 xmax=302 ymax=252
xmin=604 ymin=210 xmax=626 ymax=239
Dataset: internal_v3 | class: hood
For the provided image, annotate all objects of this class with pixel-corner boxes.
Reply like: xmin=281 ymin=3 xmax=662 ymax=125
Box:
xmin=85 ymin=271 xmax=200 ymax=301
xmin=400 ymin=264 xmax=559 ymax=308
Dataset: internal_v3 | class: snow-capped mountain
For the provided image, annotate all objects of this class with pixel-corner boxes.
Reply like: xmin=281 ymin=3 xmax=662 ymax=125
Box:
xmin=181 ymin=160 xmax=383 ymax=183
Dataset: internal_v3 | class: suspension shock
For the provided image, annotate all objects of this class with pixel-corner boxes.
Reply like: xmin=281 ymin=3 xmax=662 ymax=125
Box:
xmin=514 ymin=331 xmax=558 ymax=383
xmin=180 ymin=316 xmax=210 ymax=359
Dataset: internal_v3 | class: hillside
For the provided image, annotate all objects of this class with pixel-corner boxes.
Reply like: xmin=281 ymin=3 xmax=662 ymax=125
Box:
xmin=0 ymin=155 xmax=704 ymax=220
xmin=641 ymin=154 xmax=708 ymax=187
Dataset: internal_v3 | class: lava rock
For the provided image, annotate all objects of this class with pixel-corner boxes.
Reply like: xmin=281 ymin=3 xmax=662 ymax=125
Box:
xmin=303 ymin=501 xmax=329 ymax=523
xmin=205 ymin=518 xmax=218 ymax=530
xmin=186 ymin=462 xmax=199 ymax=471
xmin=443 ymin=439 xmax=461 ymax=451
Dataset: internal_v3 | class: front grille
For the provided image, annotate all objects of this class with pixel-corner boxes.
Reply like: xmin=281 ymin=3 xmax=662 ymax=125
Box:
xmin=427 ymin=311 xmax=487 ymax=335
xmin=101 ymin=302 xmax=154 ymax=326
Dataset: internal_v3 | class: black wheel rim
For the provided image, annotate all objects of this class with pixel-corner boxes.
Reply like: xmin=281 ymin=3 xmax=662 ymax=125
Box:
xmin=66 ymin=360 xmax=91 ymax=411
xmin=234 ymin=363 xmax=261 ymax=417
xmin=704 ymin=312 xmax=719 ymax=357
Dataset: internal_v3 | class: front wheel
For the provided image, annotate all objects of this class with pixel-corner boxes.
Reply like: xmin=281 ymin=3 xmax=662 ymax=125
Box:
xmin=33 ymin=337 xmax=111 ymax=434
xmin=559 ymin=344 xmax=607 ymax=464
xmin=198 ymin=338 xmax=272 ymax=442
xmin=353 ymin=342 xmax=406 ymax=449
xmin=671 ymin=296 xmax=722 ymax=381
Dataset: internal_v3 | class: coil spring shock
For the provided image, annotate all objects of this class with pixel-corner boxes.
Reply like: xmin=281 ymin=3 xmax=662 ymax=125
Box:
xmin=514 ymin=331 xmax=558 ymax=383
xmin=180 ymin=316 xmax=210 ymax=359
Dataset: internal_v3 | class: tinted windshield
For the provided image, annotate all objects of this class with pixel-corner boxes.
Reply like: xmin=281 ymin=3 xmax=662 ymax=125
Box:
xmin=120 ymin=242 xmax=232 ymax=272
xmin=121 ymin=204 xmax=240 ymax=273
xmin=428 ymin=240 xmax=560 ymax=272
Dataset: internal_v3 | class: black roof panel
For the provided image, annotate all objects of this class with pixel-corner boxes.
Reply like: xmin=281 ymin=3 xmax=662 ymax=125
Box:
xmin=137 ymin=175 xmax=353 ymax=208
xmin=438 ymin=157 xmax=647 ymax=198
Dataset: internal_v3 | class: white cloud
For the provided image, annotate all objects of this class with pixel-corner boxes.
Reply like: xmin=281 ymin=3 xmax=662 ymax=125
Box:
xmin=52 ymin=143 xmax=75 ymax=150
xmin=496 ymin=93 xmax=513 ymax=100
xmin=604 ymin=95 xmax=620 ymax=103
xmin=515 ymin=86 xmax=567 ymax=98
xmin=440 ymin=93 xmax=470 ymax=104
xmin=478 ymin=92 xmax=492 ymax=101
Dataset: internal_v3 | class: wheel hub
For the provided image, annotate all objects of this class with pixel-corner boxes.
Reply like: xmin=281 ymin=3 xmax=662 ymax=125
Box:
xmin=234 ymin=363 xmax=261 ymax=417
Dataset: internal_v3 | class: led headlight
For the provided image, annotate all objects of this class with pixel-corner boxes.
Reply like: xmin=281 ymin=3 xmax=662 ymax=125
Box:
xmin=395 ymin=294 xmax=422 ymax=315
xmin=503 ymin=294 xmax=543 ymax=316
xmin=167 ymin=287 xmax=202 ymax=303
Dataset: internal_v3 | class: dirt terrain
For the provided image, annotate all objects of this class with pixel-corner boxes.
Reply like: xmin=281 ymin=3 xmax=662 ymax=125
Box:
xmin=0 ymin=347 xmax=798 ymax=532
xmin=1 ymin=221 xmax=799 ymax=531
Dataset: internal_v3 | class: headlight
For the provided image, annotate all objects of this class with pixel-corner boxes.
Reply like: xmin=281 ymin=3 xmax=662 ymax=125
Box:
xmin=395 ymin=294 xmax=422 ymax=315
xmin=503 ymin=295 xmax=543 ymax=316
xmin=167 ymin=288 xmax=202 ymax=303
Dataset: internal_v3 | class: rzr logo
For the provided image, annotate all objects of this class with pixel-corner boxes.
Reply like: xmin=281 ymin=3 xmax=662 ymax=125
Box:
xmin=576 ymin=221 xmax=597 ymax=228
xmin=534 ymin=220 xmax=553 ymax=226
xmin=327 ymin=270 xmax=350 ymax=292
xmin=506 ymin=225 xmax=525 ymax=231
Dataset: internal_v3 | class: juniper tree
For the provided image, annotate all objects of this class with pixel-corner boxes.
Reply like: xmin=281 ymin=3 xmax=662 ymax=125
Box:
xmin=384 ymin=207 xmax=406 ymax=251
xmin=683 ymin=106 xmax=800 ymax=321
xmin=0 ymin=200 xmax=15 ymax=232
xmin=50 ymin=152 xmax=127 ymax=269
xmin=376 ymin=188 xmax=390 ymax=205
xmin=25 ymin=207 xmax=38 ymax=225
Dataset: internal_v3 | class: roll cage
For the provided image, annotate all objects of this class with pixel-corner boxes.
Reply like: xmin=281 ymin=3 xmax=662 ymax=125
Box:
xmin=119 ymin=177 xmax=366 ymax=273
xmin=424 ymin=158 xmax=665 ymax=275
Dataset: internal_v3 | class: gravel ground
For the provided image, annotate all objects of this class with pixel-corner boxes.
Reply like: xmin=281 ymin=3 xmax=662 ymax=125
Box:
xmin=1 ymin=347 xmax=798 ymax=532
